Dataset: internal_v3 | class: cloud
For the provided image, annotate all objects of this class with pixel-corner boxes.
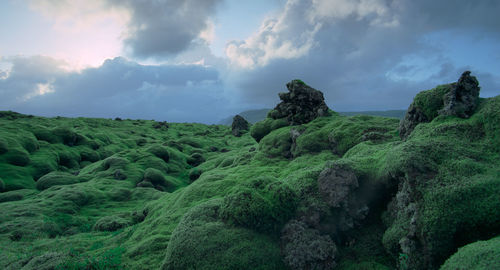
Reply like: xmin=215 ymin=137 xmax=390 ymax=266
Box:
xmin=111 ymin=0 xmax=223 ymax=59
xmin=225 ymin=0 xmax=500 ymax=111
xmin=30 ymin=0 xmax=223 ymax=60
xmin=0 ymin=56 xmax=230 ymax=123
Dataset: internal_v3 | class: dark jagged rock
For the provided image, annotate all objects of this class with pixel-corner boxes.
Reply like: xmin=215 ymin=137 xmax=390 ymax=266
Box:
xmin=270 ymin=80 xmax=330 ymax=125
xmin=399 ymin=71 xmax=480 ymax=140
xmin=439 ymin=71 xmax=480 ymax=118
xmin=281 ymin=220 xmax=337 ymax=270
xmin=399 ymin=103 xmax=429 ymax=140
xmin=231 ymin=115 xmax=250 ymax=137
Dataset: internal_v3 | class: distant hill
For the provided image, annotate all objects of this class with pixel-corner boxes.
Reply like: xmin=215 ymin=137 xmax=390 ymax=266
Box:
xmin=339 ymin=109 xmax=406 ymax=119
xmin=218 ymin=109 xmax=271 ymax=125
xmin=219 ymin=109 xmax=406 ymax=125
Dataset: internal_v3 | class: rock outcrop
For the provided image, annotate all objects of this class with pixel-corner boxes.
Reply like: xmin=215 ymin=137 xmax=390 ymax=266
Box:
xmin=399 ymin=71 xmax=480 ymax=140
xmin=399 ymin=103 xmax=430 ymax=140
xmin=269 ymin=80 xmax=330 ymax=125
xmin=439 ymin=71 xmax=480 ymax=118
xmin=231 ymin=115 xmax=250 ymax=137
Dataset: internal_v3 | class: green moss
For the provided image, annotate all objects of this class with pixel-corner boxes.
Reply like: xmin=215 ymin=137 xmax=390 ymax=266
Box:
xmin=338 ymin=261 xmax=391 ymax=270
xmin=147 ymin=145 xmax=170 ymax=162
xmin=293 ymin=128 xmax=330 ymax=155
xmin=413 ymin=84 xmax=451 ymax=120
xmin=0 ymin=177 xmax=4 ymax=192
xmin=80 ymin=148 xmax=100 ymax=162
xmin=0 ymin=163 xmax=35 ymax=190
xmin=0 ymin=138 xmax=8 ymax=154
xmin=250 ymin=118 xmax=288 ymax=142
xmin=102 ymin=156 xmax=129 ymax=170
xmin=220 ymin=178 xmax=297 ymax=233
xmin=4 ymin=148 xmax=31 ymax=166
xmin=259 ymin=126 xmax=292 ymax=158
xmin=93 ymin=215 xmax=131 ymax=232
xmin=162 ymin=199 xmax=286 ymax=270
xmin=0 ymin=94 xmax=498 ymax=270
xmin=143 ymin=168 xmax=167 ymax=186
xmin=440 ymin=236 xmax=500 ymax=270
xmin=187 ymin=153 xmax=205 ymax=167
xmin=419 ymin=175 xmax=500 ymax=263
xmin=36 ymin=171 xmax=80 ymax=190
xmin=33 ymin=126 xmax=60 ymax=143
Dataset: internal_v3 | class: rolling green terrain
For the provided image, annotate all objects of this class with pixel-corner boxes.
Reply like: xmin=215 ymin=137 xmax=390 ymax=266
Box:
xmin=219 ymin=109 xmax=405 ymax=125
xmin=0 ymin=81 xmax=498 ymax=269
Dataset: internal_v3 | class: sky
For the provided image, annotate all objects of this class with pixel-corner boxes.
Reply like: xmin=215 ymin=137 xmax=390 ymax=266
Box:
xmin=0 ymin=0 xmax=499 ymax=123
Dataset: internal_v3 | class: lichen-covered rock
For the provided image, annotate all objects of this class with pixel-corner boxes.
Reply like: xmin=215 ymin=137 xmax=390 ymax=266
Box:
xmin=318 ymin=163 xmax=359 ymax=208
xmin=281 ymin=220 xmax=337 ymax=270
xmin=231 ymin=115 xmax=250 ymax=137
xmin=271 ymin=80 xmax=330 ymax=125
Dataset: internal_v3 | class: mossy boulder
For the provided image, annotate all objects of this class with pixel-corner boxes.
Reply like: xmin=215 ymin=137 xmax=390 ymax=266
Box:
xmin=141 ymin=168 xmax=178 ymax=192
xmin=250 ymin=117 xmax=288 ymax=142
xmin=102 ymin=156 xmax=129 ymax=170
xmin=259 ymin=127 xmax=293 ymax=158
xmin=188 ymin=168 xmax=202 ymax=182
xmin=0 ymin=191 xmax=24 ymax=203
xmin=147 ymin=145 xmax=170 ymax=162
xmin=187 ymin=153 xmax=205 ymax=167
xmin=80 ymin=148 xmax=100 ymax=162
xmin=52 ymin=127 xmax=79 ymax=146
xmin=36 ymin=171 xmax=80 ymax=190
xmin=30 ymin=156 xmax=58 ymax=180
xmin=220 ymin=179 xmax=297 ymax=233
xmin=57 ymin=149 xmax=81 ymax=169
xmin=162 ymin=199 xmax=286 ymax=270
xmin=0 ymin=138 xmax=8 ymax=154
xmin=440 ymin=236 xmax=500 ymax=270
xmin=5 ymin=148 xmax=31 ymax=166
xmin=93 ymin=215 xmax=131 ymax=232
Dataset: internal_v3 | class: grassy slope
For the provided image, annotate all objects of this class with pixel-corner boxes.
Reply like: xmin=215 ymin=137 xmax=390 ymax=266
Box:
xmin=0 ymin=96 xmax=498 ymax=269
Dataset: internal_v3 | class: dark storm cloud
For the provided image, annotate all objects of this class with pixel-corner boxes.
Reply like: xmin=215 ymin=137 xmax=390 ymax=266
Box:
xmin=226 ymin=0 xmax=500 ymax=111
xmin=0 ymin=56 xmax=229 ymax=123
xmin=108 ymin=0 xmax=223 ymax=59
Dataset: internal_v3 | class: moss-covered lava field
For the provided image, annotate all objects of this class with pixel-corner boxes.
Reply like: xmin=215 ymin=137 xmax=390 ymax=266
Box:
xmin=0 ymin=78 xmax=498 ymax=270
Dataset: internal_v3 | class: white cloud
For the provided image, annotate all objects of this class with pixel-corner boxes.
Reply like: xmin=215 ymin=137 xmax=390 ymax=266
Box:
xmin=22 ymin=81 xmax=55 ymax=101
xmin=199 ymin=20 xmax=216 ymax=44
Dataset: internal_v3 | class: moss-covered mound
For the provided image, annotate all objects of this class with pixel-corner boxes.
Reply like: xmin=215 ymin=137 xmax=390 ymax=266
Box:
xmin=440 ymin=236 xmax=500 ymax=270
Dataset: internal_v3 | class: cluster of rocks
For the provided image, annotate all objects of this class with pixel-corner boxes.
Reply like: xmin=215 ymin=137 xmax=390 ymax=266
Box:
xmin=270 ymin=80 xmax=330 ymax=125
xmin=281 ymin=163 xmax=372 ymax=269
xmin=399 ymin=71 xmax=480 ymax=140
